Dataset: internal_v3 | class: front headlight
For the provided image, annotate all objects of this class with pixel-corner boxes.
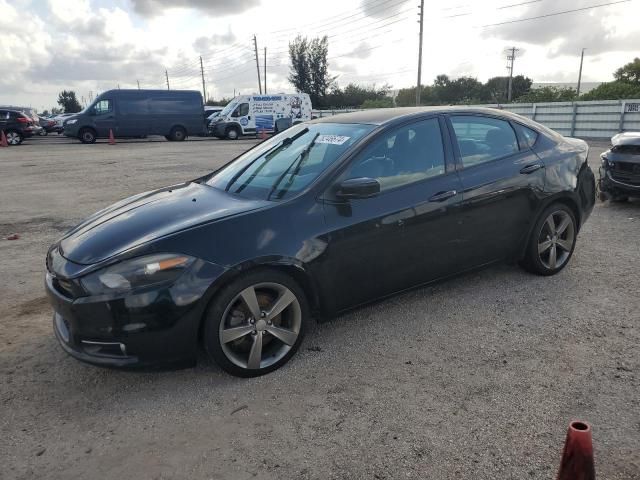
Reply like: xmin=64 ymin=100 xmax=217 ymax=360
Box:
xmin=66 ymin=119 xmax=77 ymax=125
xmin=81 ymin=253 xmax=195 ymax=295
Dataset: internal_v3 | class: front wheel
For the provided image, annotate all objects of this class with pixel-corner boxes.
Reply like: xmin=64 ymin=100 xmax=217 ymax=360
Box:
xmin=521 ymin=204 xmax=577 ymax=276
xmin=225 ymin=126 xmax=240 ymax=140
xmin=79 ymin=128 xmax=96 ymax=144
xmin=203 ymin=270 xmax=308 ymax=377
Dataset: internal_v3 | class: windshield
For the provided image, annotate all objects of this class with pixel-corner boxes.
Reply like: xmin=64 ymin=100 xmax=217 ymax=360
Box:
xmin=206 ymin=122 xmax=374 ymax=201
xmin=220 ymin=100 xmax=238 ymax=116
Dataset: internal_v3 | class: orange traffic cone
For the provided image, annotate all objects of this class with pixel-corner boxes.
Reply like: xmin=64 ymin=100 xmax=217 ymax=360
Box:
xmin=557 ymin=421 xmax=595 ymax=480
xmin=108 ymin=129 xmax=116 ymax=145
xmin=0 ymin=130 xmax=8 ymax=147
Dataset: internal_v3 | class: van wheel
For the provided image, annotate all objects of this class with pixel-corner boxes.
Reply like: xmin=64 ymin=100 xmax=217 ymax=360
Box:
xmin=226 ymin=127 xmax=240 ymax=140
xmin=79 ymin=128 xmax=96 ymax=144
xmin=169 ymin=126 xmax=186 ymax=141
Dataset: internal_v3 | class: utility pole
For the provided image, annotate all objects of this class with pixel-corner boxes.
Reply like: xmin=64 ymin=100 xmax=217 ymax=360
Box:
xmin=264 ymin=47 xmax=267 ymax=94
xmin=416 ymin=0 xmax=425 ymax=106
xmin=137 ymin=80 xmax=140 ymax=89
xmin=253 ymin=34 xmax=263 ymax=95
xmin=199 ymin=56 xmax=207 ymax=102
xmin=506 ymin=46 xmax=519 ymax=102
xmin=165 ymin=70 xmax=170 ymax=90
xmin=576 ymin=48 xmax=586 ymax=97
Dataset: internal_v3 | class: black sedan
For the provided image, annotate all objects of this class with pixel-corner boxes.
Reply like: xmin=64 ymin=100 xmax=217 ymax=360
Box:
xmin=45 ymin=107 xmax=596 ymax=377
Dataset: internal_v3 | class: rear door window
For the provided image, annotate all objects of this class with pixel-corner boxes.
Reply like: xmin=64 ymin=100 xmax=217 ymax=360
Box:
xmin=513 ymin=123 xmax=539 ymax=148
xmin=450 ymin=115 xmax=519 ymax=168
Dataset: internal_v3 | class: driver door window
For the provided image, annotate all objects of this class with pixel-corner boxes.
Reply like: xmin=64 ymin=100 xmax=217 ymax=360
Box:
xmin=342 ymin=117 xmax=445 ymax=192
xmin=93 ymin=99 xmax=113 ymax=116
xmin=233 ymin=103 xmax=249 ymax=117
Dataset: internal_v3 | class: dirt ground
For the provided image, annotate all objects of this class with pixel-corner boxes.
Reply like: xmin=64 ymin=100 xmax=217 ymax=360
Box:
xmin=0 ymin=135 xmax=638 ymax=479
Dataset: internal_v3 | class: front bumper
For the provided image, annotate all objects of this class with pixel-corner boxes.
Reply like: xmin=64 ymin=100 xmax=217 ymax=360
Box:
xmin=599 ymin=167 xmax=640 ymax=197
xmin=45 ymin=258 xmax=227 ymax=368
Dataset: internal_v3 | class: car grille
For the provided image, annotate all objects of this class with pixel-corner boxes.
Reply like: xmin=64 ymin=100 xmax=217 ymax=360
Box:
xmin=611 ymin=162 xmax=640 ymax=186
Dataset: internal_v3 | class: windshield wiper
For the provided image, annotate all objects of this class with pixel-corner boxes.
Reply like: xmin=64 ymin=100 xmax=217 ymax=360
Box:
xmin=224 ymin=128 xmax=309 ymax=193
xmin=267 ymin=132 xmax=320 ymax=201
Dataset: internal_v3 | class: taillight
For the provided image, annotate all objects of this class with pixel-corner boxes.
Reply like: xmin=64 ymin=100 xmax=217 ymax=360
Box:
xmin=16 ymin=117 xmax=29 ymax=124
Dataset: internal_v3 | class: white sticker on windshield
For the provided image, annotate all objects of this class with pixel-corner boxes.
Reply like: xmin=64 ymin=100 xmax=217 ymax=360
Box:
xmin=316 ymin=135 xmax=350 ymax=145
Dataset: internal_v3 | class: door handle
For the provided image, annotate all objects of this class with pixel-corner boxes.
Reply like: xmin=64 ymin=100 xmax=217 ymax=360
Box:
xmin=429 ymin=190 xmax=457 ymax=202
xmin=520 ymin=163 xmax=543 ymax=174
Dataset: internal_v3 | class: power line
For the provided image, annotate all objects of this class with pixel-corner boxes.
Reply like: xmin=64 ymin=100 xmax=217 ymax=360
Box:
xmin=480 ymin=0 xmax=631 ymax=27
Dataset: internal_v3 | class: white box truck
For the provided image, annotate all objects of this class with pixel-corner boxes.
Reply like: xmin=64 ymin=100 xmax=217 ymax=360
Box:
xmin=211 ymin=93 xmax=312 ymax=139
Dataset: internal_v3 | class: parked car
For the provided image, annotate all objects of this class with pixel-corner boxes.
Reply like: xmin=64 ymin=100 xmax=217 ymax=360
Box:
xmin=598 ymin=131 xmax=640 ymax=201
xmin=45 ymin=107 xmax=595 ymax=376
xmin=53 ymin=113 xmax=76 ymax=133
xmin=63 ymin=89 xmax=206 ymax=143
xmin=211 ymin=93 xmax=312 ymax=140
xmin=204 ymin=106 xmax=222 ymax=116
xmin=38 ymin=116 xmax=57 ymax=135
xmin=0 ymin=109 xmax=36 ymax=145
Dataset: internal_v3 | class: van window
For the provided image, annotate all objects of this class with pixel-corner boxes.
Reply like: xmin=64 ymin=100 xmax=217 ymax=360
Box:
xmin=148 ymin=95 xmax=199 ymax=114
xmin=118 ymin=96 xmax=148 ymax=115
xmin=93 ymin=100 xmax=113 ymax=116
xmin=232 ymin=103 xmax=249 ymax=117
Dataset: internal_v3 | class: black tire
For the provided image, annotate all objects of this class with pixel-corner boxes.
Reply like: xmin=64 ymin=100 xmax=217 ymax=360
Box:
xmin=203 ymin=269 xmax=309 ymax=377
xmin=79 ymin=128 xmax=96 ymax=144
xmin=5 ymin=130 xmax=23 ymax=145
xmin=169 ymin=126 xmax=186 ymax=142
xmin=225 ymin=126 xmax=240 ymax=140
xmin=520 ymin=203 xmax=577 ymax=276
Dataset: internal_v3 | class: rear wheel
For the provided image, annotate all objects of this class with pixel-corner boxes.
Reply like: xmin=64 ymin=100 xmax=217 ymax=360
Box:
xmin=79 ymin=128 xmax=96 ymax=144
xmin=169 ymin=126 xmax=186 ymax=141
xmin=203 ymin=270 xmax=308 ymax=377
xmin=521 ymin=204 xmax=577 ymax=276
xmin=226 ymin=126 xmax=240 ymax=140
xmin=6 ymin=130 xmax=23 ymax=145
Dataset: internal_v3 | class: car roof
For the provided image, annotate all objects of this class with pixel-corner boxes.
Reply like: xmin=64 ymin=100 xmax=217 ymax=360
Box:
xmin=310 ymin=106 xmax=526 ymax=126
xmin=611 ymin=131 xmax=640 ymax=147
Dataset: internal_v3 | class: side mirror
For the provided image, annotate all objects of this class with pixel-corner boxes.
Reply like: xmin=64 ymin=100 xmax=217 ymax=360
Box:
xmin=336 ymin=177 xmax=380 ymax=199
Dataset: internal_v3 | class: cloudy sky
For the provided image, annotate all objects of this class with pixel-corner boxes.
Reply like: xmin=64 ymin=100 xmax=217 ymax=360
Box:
xmin=1 ymin=0 xmax=638 ymax=111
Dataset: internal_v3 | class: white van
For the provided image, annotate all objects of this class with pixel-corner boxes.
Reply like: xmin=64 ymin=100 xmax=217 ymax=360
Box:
xmin=211 ymin=93 xmax=312 ymax=140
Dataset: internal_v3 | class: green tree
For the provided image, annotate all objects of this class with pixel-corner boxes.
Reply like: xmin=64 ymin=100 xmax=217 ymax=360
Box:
xmin=324 ymin=83 xmax=391 ymax=108
xmin=581 ymin=81 xmax=640 ymax=101
xmin=485 ymin=75 xmax=532 ymax=103
xmin=205 ymin=97 xmax=231 ymax=106
xmin=361 ymin=97 xmax=394 ymax=108
xmin=288 ymin=35 xmax=334 ymax=107
xmin=516 ymin=86 xmax=577 ymax=103
xmin=614 ymin=57 xmax=640 ymax=84
xmin=57 ymin=90 xmax=82 ymax=113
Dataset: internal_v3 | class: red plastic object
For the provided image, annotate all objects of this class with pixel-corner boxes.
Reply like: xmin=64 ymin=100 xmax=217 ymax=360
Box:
xmin=108 ymin=129 xmax=116 ymax=145
xmin=557 ymin=421 xmax=595 ymax=480
xmin=0 ymin=130 xmax=8 ymax=147
xmin=6 ymin=233 xmax=20 ymax=240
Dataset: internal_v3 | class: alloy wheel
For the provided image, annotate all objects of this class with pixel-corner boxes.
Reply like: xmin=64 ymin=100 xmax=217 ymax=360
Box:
xmin=537 ymin=210 xmax=575 ymax=270
xmin=219 ymin=282 xmax=301 ymax=370
xmin=6 ymin=132 xmax=21 ymax=145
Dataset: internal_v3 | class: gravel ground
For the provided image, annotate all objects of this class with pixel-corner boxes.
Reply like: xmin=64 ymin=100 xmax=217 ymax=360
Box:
xmin=0 ymin=135 xmax=638 ymax=480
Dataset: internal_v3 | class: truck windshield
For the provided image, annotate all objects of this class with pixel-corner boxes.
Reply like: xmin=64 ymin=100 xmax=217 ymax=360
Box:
xmin=206 ymin=123 xmax=374 ymax=201
xmin=220 ymin=101 xmax=238 ymax=116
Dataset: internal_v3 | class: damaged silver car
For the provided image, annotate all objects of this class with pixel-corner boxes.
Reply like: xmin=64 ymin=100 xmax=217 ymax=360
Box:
xmin=598 ymin=132 xmax=640 ymax=202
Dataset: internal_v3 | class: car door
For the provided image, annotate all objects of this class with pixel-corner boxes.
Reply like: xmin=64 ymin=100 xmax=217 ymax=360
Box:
xmin=92 ymin=98 xmax=116 ymax=137
xmin=320 ymin=116 xmax=463 ymax=312
xmin=447 ymin=114 xmax=546 ymax=265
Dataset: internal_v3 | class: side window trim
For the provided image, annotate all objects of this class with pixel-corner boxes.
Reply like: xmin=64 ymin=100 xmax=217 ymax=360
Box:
xmin=446 ymin=113 xmax=521 ymax=171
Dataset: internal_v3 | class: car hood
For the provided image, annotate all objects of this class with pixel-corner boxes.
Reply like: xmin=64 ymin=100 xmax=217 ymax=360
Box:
xmin=59 ymin=182 xmax=268 ymax=265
